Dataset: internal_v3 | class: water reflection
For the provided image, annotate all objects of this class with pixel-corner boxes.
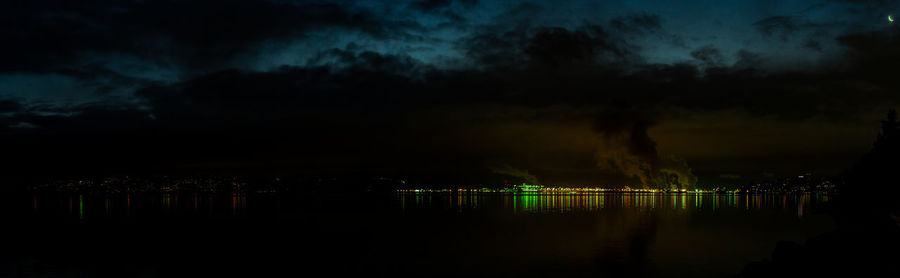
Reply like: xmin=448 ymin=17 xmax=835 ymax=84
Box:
xmin=16 ymin=191 xmax=837 ymax=278
xmin=28 ymin=193 xmax=255 ymax=220
xmin=28 ymin=192 xmax=831 ymax=220
xmin=397 ymin=192 xmax=830 ymax=216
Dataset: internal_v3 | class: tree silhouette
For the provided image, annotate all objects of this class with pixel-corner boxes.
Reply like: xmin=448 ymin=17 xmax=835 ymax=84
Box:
xmin=874 ymin=109 xmax=899 ymax=153
xmin=841 ymin=108 xmax=900 ymax=230
xmin=738 ymin=109 xmax=900 ymax=277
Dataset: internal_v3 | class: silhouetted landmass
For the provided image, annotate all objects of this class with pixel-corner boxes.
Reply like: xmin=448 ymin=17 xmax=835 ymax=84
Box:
xmin=24 ymin=175 xmax=404 ymax=197
xmin=723 ymin=174 xmax=837 ymax=193
xmin=738 ymin=110 xmax=900 ymax=277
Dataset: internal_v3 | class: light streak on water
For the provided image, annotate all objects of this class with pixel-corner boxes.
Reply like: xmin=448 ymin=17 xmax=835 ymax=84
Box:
xmin=396 ymin=191 xmax=829 ymax=214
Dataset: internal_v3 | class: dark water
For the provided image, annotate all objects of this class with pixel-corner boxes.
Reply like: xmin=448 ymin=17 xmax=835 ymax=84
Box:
xmin=2 ymin=192 xmax=833 ymax=277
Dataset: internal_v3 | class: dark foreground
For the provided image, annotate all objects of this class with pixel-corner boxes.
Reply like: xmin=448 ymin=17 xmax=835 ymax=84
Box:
xmin=1 ymin=192 xmax=850 ymax=277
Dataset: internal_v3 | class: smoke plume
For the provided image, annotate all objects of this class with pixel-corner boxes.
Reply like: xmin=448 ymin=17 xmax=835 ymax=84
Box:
xmin=490 ymin=164 xmax=540 ymax=185
xmin=593 ymin=115 xmax=697 ymax=189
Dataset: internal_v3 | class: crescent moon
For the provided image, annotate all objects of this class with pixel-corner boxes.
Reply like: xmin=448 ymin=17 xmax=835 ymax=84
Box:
xmin=890 ymin=15 xmax=895 ymax=22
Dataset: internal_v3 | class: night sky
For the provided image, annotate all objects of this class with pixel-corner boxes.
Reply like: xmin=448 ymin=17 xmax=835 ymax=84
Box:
xmin=3 ymin=0 xmax=900 ymax=185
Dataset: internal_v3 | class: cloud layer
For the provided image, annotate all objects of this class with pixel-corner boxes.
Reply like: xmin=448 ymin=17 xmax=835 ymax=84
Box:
xmin=2 ymin=0 xmax=899 ymax=184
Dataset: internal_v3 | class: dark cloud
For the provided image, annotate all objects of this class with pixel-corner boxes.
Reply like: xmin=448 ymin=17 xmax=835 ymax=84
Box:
xmin=493 ymin=2 xmax=544 ymax=24
xmin=308 ymin=48 xmax=429 ymax=75
xmin=835 ymin=29 xmax=900 ymax=83
xmin=690 ymin=45 xmax=725 ymax=67
xmin=409 ymin=0 xmax=478 ymax=12
xmin=407 ymin=0 xmax=479 ymax=25
xmin=11 ymin=105 xmax=153 ymax=134
xmin=753 ymin=16 xmax=797 ymax=39
xmin=460 ymin=25 xmax=532 ymax=68
xmin=0 ymin=0 xmax=411 ymax=76
xmin=4 ymin=39 xmax=893 ymax=182
xmin=837 ymin=31 xmax=900 ymax=60
xmin=462 ymin=24 xmax=637 ymax=70
xmin=734 ymin=49 xmax=764 ymax=69
xmin=834 ymin=0 xmax=899 ymax=5
xmin=804 ymin=40 xmax=824 ymax=51
xmin=2 ymin=0 xmax=900 ymax=184
xmin=751 ymin=14 xmax=838 ymax=45
xmin=0 ymin=100 xmax=21 ymax=113
xmin=609 ymin=13 xmax=662 ymax=34
xmin=525 ymin=27 xmax=614 ymax=68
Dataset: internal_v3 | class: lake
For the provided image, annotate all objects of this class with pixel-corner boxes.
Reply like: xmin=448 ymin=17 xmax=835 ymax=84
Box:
xmin=2 ymin=192 xmax=834 ymax=277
